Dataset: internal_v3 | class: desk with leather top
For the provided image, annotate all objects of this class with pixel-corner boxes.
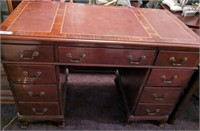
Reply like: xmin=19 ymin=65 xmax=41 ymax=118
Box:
xmin=1 ymin=1 xmax=200 ymax=128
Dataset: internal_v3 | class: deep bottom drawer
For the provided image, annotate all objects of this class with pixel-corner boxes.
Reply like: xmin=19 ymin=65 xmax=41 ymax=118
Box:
xmin=134 ymin=103 xmax=173 ymax=116
xmin=18 ymin=103 xmax=60 ymax=115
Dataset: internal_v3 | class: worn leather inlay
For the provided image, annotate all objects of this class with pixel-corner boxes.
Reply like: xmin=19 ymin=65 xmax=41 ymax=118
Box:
xmin=9 ymin=2 xmax=59 ymax=32
xmin=139 ymin=9 xmax=195 ymax=41
xmin=132 ymin=9 xmax=160 ymax=39
xmin=61 ymin=4 xmax=149 ymax=38
xmin=1 ymin=2 xmax=199 ymax=45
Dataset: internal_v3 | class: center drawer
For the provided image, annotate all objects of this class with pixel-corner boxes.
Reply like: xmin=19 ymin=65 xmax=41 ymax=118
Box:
xmin=5 ymin=64 xmax=57 ymax=84
xmin=12 ymin=84 xmax=58 ymax=102
xmin=58 ymin=46 xmax=155 ymax=66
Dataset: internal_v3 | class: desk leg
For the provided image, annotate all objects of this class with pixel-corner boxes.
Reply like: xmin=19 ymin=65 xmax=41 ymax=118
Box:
xmin=114 ymin=70 xmax=131 ymax=122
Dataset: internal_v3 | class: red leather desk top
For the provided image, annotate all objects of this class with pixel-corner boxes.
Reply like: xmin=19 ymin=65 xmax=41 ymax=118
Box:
xmin=1 ymin=1 xmax=199 ymax=48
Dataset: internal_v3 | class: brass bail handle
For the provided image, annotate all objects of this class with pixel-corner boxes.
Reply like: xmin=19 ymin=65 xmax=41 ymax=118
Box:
xmin=128 ymin=55 xmax=146 ymax=65
xmin=161 ymin=75 xmax=178 ymax=84
xmin=32 ymin=108 xmax=48 ymax=115
xmin=19 ymin=50 xmax=39 ymax=60
xmin=153 ymin=93 xmax=168 ymax=101
xmin=169 ymin=57 xmax=188 ymax=66
xmin=27 ymin=91 xmax=45 ymax=97
xmin=145 ymin=109 xmax=160 ymax=115
xmin=23 ymin=71 xmax=42 ymax=80
xmin=66 ymin=53 xmax=86 ymax=63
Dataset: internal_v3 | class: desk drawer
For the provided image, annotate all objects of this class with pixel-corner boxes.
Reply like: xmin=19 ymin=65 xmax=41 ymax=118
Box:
xmin=134 ymin=103 xmax=173 ymax=116
xmin=155 ymin=51 xmax=199 ymax=67
xmin=13 ymin=84 xmax=58 ymax=102
xmin=139 ymin=87 xmax=182 ymax=103
xmin=18 ymin=103 xmax=60 ymax=115
xmin=58 ymin=46 xmax=155 ymax=66
xmin=146 ymin=69 xmax=194 ymax=87
xmin=5 ymin=65 xmax=56 ymax=84
xmin=2 ymin=45 xmax=54 ymax=62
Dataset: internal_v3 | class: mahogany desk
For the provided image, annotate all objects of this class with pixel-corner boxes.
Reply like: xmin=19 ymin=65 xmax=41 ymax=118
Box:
xmin=1 ymin=1 xmax=200 ymax=128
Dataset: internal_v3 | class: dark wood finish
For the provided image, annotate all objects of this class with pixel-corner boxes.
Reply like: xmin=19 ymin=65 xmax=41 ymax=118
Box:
xmin=146 ymin=69 xmax=194 ymax=87
xmin=4 ymin=64 xmax=57 ymax=84
xmin=2 ymin=45 xmax=55 ymax=62
xmin=13 ymin=84 xmax=58 ymax=102
xmin=114 ymin=70 xmax=131 ymax=119
xmin=118 ymin=68 xmax=149 ymax=113
xmin=18 ymin=103 xmax=60 ymax=115
xmin=134 ymin=103 xmax=173 ymax=116
xmin=1 ymin=1 xmax=199 ymax=128
xmin=155 ymin=51 xmax=199 ymax=67
xmin=139 ymin=87 xmax=182 ymax=103
xmin=58 ymin=46 xmax=155 ymax=66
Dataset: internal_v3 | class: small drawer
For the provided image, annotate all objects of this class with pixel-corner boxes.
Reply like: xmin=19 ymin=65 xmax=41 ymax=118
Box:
xmin=18 ymin=103 xmax=60 ymax=115
xmin=146 ymin=69 xmax=194 ymax=87
xmin=13 ymin=84 xmax=58 ymax=102
xmin=155 ymin=51 xmax=199 ymax=67
xmin=1 ymin=44 xmax=54 ymax=62
xmin=58 ymin=46 xmax=155 ymax=66
xmin=5 ymin=64 xmax=56 ymax=84
xmin=134 ymin=103 xmax=173 ymax=116
xmin=139 ymin=87 xmax=182 ymax=103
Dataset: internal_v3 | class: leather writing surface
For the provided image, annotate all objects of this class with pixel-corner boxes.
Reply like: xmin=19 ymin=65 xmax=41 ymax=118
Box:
xmin=139 ymin=9 xmax=194 ymax=40
xmin=0 ymin=2 xmax=199 ymax=46
xmin=62 ymin=4 xmax=149 ymax=38
xmin=9 ymin=2 xmax=59 ymax=32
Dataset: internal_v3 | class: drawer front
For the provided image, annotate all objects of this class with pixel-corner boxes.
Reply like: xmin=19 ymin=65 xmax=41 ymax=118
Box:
xmin=5 ymin=65 xmax=56 ymax=84
xmin=155 ymin=51 xmax=199 ymax=67
xmin=139 ymin=87 xmax=182 ymax=103
xmin=58 ymin=46 xmax=155 ymax=66
xmin=18 ymin=103 xmax=60 ymax=115
xmin=146 ymin=69 xmax=194 ymax=87
xmin=2 ymin=44 xmax=54 ymax=62
xmin=134 ymin=104 xmax=173 ymax=116
xmin=13 ymin=84 xmax=58 ymax=102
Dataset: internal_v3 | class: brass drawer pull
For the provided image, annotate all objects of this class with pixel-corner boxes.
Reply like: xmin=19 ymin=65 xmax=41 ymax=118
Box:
xmin=19 ymin=50 xmax=39 ymax=60
xmin=66 ymin=53 xmax=86 ymax=63
xmin=32 ymin=108 xmax=48 ymax=115
xmin=23 ymin=71 xmax=42 ymax=80
xmin=161 ymin=75 xmax=178 ymax=84
xmin=128 ymin=55 xmax=146 ymax=65
xmin=27 ymin=91 xmax=45 ymax=97
xmin=153 ymin=93 xmax=168 ymax=101
xmin=145 ymin=109 xmax=160 ymax=115
xmin=169 ymin=57 xmax=188 ymax=66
